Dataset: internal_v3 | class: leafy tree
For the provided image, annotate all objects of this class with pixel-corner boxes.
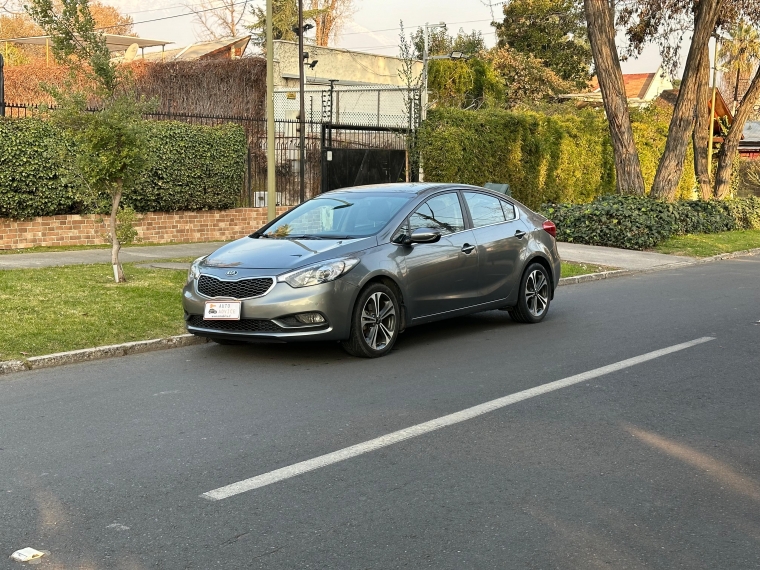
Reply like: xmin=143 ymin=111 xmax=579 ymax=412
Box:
xmin=494 ymin=0 xmax=592 ymax=88
xmin=26 ymin=0 xmax=152 ymax=282
xmin=583 ymin=0 xmax=646 ymax=195
xmin=248 ymin=0 xmax=324 ymax=45
xmin=719 ymin=19 xmax=760 ymax=113
xmin=485 ymin=47 xmax=573 ymax=107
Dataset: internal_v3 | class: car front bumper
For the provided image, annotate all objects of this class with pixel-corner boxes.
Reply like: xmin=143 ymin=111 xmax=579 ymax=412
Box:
xmin=182 ymin=275 xmax=359 ymax=342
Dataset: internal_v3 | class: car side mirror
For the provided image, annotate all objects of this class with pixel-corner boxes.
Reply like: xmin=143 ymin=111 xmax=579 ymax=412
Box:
xmin=407 ymin=228 xmax=441 ymax=244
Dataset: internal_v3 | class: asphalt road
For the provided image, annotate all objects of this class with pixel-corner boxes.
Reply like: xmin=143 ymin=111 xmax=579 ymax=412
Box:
xmin=1 ymin=257 xmax=759 ymax=569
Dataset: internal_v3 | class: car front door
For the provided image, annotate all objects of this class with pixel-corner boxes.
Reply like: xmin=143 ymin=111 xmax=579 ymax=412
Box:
xmin=462 ymin=191 xmax=527 ymax=302
xmin=398 ymin=192 xmax=481 ymax=320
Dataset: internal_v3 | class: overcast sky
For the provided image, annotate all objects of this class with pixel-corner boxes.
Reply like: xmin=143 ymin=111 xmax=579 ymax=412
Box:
xmin=109 ymin=0 xmax=667 ymax=74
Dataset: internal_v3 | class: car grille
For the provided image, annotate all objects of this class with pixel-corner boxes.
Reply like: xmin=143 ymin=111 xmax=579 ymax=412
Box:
xmin=187 ymin=315 xmax=283 ymax=333
xmin=197 ymin=275 xmax=274 ymax=299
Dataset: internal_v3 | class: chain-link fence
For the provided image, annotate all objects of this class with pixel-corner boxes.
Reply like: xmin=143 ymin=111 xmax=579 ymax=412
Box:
xmin=274 ymin=86 xmax=420 ymax=129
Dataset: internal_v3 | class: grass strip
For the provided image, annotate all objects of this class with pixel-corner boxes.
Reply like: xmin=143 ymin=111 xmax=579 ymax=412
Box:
xmin=654 ymin=230 xmax=760 ymax=258
xmin=0 ymin=264 xmax=188 ymax=361
xmin=561 ymin=262 xmax=615 ymax=278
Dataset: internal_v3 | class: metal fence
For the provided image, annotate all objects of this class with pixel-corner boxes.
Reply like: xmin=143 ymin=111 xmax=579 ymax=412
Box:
xmin=2 ymin=96 xmax=419 ymax=208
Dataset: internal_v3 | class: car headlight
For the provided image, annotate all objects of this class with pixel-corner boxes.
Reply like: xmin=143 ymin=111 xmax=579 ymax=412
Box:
xmin=187 ymin=256 xmax=206 ymax=284
xmin=278 ymin=257 xmax=360 ymax=288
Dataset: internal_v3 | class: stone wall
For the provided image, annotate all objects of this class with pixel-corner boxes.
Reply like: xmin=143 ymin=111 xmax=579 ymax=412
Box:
xmin=0 ymin=208 xmax=291 ymax=250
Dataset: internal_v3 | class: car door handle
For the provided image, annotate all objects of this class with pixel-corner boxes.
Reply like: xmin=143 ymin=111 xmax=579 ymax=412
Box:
xmin=461 ymin=243 xmax=476 ymax=254
xmin=514 ymin=230 xmax=527 ymax=239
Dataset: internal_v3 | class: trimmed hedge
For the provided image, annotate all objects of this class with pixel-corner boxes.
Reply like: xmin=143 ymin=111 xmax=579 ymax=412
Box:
xmin=419 ymin=107 xmax=616 ymax=210
xmin=418 ymin=105 xmax=700 ymax=208
xmin=0 ymin=117 xmax=247 ymax=219
xmin=541 ymin=195 xmax=760 ymax=250
xmin=0 ymin=119 xmax=85 ymax=219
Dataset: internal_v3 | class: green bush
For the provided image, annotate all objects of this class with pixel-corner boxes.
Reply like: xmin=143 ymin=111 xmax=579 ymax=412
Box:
xmin=125 ymin=121 xmax=246 ymax=213
xmin=0 ymin=118 xmax=86 ymax=219
xmin=419 ymin=105 xmax=700 ymax=207
xmin=418 ymin=107 xmax=616 ymax=210
xmin=541 ymin=196 xmax=760 ymax=250
xmin=0 ymin=117 xmax=247 ymax=219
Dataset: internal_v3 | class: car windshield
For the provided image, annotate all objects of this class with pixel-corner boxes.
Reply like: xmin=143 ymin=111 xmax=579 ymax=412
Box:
xmin=258 ymin=193 xmax=413 ymax=239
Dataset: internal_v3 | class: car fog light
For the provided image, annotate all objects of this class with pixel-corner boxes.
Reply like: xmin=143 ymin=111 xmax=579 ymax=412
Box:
xmin=295 ymin=312 xmax=326 ymax=324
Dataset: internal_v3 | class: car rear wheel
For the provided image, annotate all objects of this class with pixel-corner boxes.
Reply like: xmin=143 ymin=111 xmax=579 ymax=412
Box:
xmin=341 ymin=283 xmax=399 ymax=358
xmin=508 ymin=263 xmax=551 ymax=324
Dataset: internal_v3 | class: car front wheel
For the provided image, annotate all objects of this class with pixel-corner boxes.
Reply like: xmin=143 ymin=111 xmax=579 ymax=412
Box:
xmin=509 ymin=263 xmax=551 ymax=324
xmin=341 ymin=283 xmax=399 ymax=358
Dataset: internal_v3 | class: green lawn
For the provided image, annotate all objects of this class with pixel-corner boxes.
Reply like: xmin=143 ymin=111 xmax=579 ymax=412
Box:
xmin=561 ymin=262 xmax=615 ymax=278
xmin=654 ymin=230 xmax=760 ymax=257
xmin=0 ymin=264 xmax=188 ymax=361
xmin=0 ymin=259 xmax=614 ymax=361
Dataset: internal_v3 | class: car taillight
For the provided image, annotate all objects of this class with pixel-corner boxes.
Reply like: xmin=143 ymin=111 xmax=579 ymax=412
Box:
xmin=542 ymin=220 xmax=556 ymax=238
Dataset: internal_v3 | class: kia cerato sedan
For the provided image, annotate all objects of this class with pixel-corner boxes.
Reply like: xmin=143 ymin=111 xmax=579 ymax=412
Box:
xmin=183 ymin=183 xmax=560 ymax=358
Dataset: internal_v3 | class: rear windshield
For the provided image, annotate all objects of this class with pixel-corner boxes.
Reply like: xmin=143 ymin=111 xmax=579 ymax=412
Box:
xmin=260 ymin=193 xmax=413 ymax=239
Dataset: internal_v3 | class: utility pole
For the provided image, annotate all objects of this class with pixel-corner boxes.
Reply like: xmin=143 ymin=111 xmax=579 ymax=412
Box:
xmin=297 ymin=0 xmax=306 ymax=203
xmin=266 ymin=0 xmax=276 ymax=221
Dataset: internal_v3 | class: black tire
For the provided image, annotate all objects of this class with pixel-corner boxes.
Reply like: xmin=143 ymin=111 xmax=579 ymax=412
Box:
xmin=341 ymin=283 xmax=400 ymax=358
xmin=509 ymin=262 xmax=551 ymax=324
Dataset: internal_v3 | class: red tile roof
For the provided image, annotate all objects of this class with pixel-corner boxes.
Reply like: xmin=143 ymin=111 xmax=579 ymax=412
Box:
xmin=589 ymin=72 xmax=657 ymax=99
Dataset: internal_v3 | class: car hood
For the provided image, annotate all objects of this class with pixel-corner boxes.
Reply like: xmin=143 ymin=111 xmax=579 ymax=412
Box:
xmin=201 ymin=236 xmax=375 ymax=270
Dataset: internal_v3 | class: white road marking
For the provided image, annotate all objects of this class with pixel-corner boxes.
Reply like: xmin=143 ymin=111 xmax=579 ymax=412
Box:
xmin=202 ymin=336 xmax=715 ymax=501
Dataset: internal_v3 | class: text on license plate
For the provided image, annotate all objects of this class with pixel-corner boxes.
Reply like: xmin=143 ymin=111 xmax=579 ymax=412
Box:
xmin=204 ymin=301 xmax=241 ymax=320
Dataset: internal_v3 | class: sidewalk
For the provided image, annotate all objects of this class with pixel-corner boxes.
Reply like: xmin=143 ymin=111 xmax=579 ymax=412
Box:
xmin=0 ymin=240 xmax=695 ymax=271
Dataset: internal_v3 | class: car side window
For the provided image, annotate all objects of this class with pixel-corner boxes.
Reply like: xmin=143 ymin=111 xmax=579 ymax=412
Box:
xmin=408 ymin=193 xmax=465 ymax=236
xmin=463 ymin=192 xmax=506 ymax=228
xmin=501 ymin=200 xmax=516 ymax=221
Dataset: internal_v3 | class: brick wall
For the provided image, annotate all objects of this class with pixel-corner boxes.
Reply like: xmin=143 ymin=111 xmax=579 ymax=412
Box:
xmin=0 ymin=207 xmax=291 ymax=250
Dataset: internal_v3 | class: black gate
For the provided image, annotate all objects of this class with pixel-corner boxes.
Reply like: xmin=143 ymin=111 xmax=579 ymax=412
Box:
xmin=321 ymin=124 xmax=415 ymax=193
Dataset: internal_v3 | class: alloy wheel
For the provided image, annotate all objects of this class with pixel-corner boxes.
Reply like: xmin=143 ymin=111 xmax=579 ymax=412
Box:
xmin=361 ymin=292 xmax=396 ymax=351
xmin=525 ymin=269 xmax=549 ymax=318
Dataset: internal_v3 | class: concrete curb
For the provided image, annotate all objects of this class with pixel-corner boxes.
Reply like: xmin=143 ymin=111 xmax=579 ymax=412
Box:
xmin=559 ymin=246 xmax=760 ymax=287
xmin=0 ymin=334 xmax=209 ymax=377
xmin=2 ymin=247 xmax=758 ymax=377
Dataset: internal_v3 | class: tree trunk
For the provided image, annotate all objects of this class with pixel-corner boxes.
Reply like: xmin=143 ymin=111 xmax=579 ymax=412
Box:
xmin=583 ymin=0 xmax=646 ymax=195
xmin=110 ymin=180 xmax=125 ymax=283
xmin=692 ymin=44 xmax=713 ymax=200
xmin=714 ymin=67 xmax=760 ymax=199
xmin=650 ymin=0 xmax=723 ymax=200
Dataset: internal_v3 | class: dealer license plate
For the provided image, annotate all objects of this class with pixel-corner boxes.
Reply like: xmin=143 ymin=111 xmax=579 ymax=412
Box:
xmin=204 ymin=301 xmax=241 ymax=320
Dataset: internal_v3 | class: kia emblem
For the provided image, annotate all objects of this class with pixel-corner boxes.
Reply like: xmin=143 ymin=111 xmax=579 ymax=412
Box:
xmin=226 ymin=270 xmax=238 ymax=276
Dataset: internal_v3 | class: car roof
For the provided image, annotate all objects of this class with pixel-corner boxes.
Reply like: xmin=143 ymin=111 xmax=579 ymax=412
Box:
xmin=322 ymin=182 xmax=482 ymax=197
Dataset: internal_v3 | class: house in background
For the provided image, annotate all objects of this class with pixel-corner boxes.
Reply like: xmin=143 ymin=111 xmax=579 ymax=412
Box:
xmin=740 ymin=121 xmax=760 ymax=160
xmin=559 ymin=66 xmax=674 ymax=107
xmin=139 ymin=36 xmax=250 ymax=62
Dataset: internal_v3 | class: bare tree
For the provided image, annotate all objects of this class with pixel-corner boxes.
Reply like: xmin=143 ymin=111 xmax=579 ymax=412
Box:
xmin=309 ymin=0 xmax=354 ymax=46
xmin=187 ymin=0 xmax=250 ymax=40
xmin=583 ymin=0 xmax=646 ymax=195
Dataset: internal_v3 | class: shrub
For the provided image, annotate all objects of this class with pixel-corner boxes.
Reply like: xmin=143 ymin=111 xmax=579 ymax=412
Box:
xmin=0 ymin=117 xmax=247 ymax=219
xmin=0 ymin=118 xmax=86 ymax=219
xmin=541 ymin=196 xmax=760 ymax=250
xmin=418 ymin=107 xmax=616 ymax=209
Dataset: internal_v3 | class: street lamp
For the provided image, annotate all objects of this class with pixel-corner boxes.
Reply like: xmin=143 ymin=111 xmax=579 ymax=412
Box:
xmin=708 ymin=34 xmax=729 ymax=180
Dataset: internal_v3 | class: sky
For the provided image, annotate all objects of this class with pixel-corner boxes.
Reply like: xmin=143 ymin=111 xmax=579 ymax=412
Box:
xmin=106 ymin=0 xmax=668 ymax=74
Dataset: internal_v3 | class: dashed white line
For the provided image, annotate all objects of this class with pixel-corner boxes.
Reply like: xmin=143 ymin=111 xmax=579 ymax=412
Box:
xmin=202 ymin=336 xmax=715 ymax=501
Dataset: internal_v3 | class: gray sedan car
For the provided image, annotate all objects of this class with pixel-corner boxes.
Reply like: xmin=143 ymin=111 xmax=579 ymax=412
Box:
xmin=183 ymin=183 xmax=560 ymax=357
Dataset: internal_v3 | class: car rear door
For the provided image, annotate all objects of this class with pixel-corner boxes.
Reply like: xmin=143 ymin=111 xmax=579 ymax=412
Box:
xmin=398 ymin=192 xmax=481 ymax=320
xmin=462 ymin=191 xmax=528 ymax=303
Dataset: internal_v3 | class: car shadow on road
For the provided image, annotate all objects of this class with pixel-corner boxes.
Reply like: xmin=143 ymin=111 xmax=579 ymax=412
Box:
xmin=206 ymin=310 xmax=520 ymax=362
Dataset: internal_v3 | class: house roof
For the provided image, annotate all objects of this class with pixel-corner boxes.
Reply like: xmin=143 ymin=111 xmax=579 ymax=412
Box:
xmin=4 ymin=34 xmax=172 ymax=51
xmin=140 ymin=36 xmax=250 ymax=62
xmin=589 ymin=72 xmax=658 ymax=100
